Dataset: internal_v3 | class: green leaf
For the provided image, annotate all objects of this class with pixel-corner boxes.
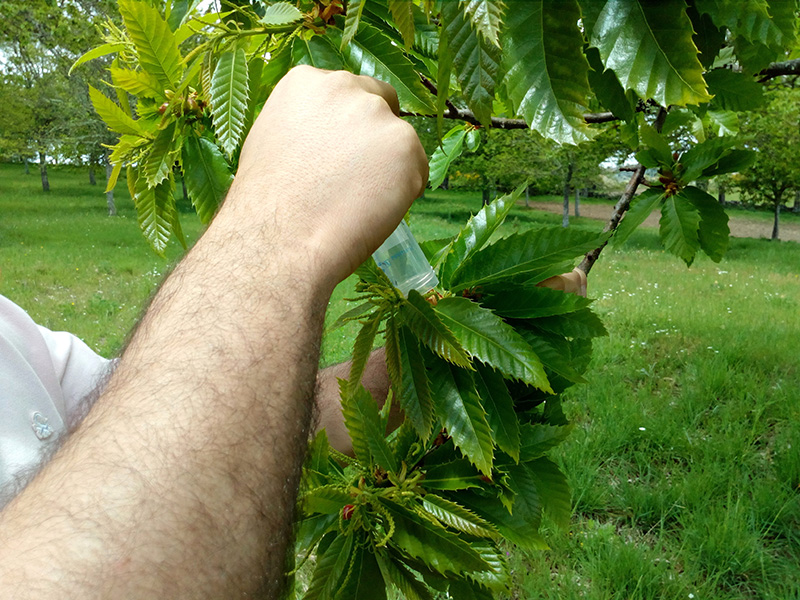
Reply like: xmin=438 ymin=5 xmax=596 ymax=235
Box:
xmin=441 ymin=184 xmax=523 ymax=287
xmin=342 ymin=22 xmax=436 ymax=114
xmin=428 ymin=125 xmax=468 ymax=189
xmin=419 ymin=237 xmax=452 ymax=264
xmin=327 ymin=301 xmax=375 ymax=332
xmin=516 ymin=423 xmax=573 ymax=462
xmin=423 ymin=459 xmax=484 ymax=490
xmin=381 ymin=500 xmax=490 ymax=575
xmin=695 ymin=0 xmax=786 ymax=47
xmin=442 ymin=2 xmax=501 ymax=128
xmin=105 ymin=162 xmax=123 ymax=194
xmin=613 ymin=188 xmax=664 ymax=247
xmin=706 ymin=109 xmax=739 ymax=136
xmin=427 ymin=356 xmax=494 ymax=475
xmin=181 ymin=133 xmax=233 ymax=224
xmin=134 ymin=174 xmax=176 ymax=256
xmin=118 ymin=0 xmax=183 ymax=88
xmin=420 ymin=494 xmax=498 ymax=538
xmin=460 ymin=0 xmax=505 ymax=46
xmin=659 ymin=194 xmax=701 ymax=266
xmin=472 ymin=363 xmax=519 ymax=460
xmin=687 ymin=3 xmax=727 ymax=68
xmin=466 ymin=540 xmax=511 ymax=593
xmin=680 ymin=186 xmax=729 ymax=262
xmin=376 ymin=553 xmax=434 ymax=600
xmin=528 ymin=456 xmax=571 ymax=528
xmin=520 ymin=331 xmax=587 ymax=385
xmin=531 ymin=308 xmax=608 ymax=339
xmin=482 ymin=285 xmax=592 ymax=320
xmin=211 ymin=49 xmax=250 ymax=158
xmin=502 ymin=0 xmax=594 ymax=144
xmin=436 ymin=21 xmax=453 ymax=137
xmin=640 ymin=123 xmax=673 ymax=167
xmin=452 ymin=227 xmax=610 ymax=290
xmin=341 ymin=384 xmax=398 ymax=472
xmin=389 ymin=0 xmax=416 ymax=48
xmin=260 ymin=1 xmax=303 ymax=26
xmin=347 ymin=310 xmax=385 ymax=395
xmin=449 ymin=580 xmax=494 ymax=600
xmin=591 ymin=0 xmax=711 ymax=107
xmin=302 ymin=485 xmax=353 ymax=515
xmin=451 ymin=490 xmax=548 ymax=550
xmin=585 ymin=47 xmax=635 ymax=122
xmin=395 ymin=326 xmax=435 ymax=440
xmin=293 ymin=33 xmax=346 ymax=70
xmin=109 ymin=67 xmax=163 ymax=99
xmin=304 ymin=533 xmax=353 ymax=600
xmin=142 ymin=122 xmax=177 ymax=188
xmin=399 ymin=290 xmax=471 ymax=368
xmin=89 ymin=86 xmax=148 ymax=137
xmin=435 ymin=297 xmax=551 ymax=391
xmin=342 ymin=0 xmax=366 ymax=47
xmin=69 ymin=43 xmax=125 ymax=76
xmin=700 ymin=149 xmax=755 ymax=178
xmin=335 ymin=545 xmax=386 ymax=600
xmin=705 ymin=69 xmax=764 ymax=112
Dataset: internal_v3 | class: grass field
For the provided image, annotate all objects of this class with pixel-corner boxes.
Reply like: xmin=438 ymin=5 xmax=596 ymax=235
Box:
xmin=1 ymin=163 xmax=799 ymax=599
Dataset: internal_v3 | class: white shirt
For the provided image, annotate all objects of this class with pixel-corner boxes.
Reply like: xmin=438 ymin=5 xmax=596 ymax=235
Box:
xmin=0 ymin=295 xmax=112 ymax=507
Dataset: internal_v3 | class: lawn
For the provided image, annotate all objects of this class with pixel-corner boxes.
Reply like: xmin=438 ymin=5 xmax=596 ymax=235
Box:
xmin=1 ymin=163 xmax=799 ymax=599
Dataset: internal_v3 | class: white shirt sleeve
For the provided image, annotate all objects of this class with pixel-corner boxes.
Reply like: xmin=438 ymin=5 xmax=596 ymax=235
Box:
xmin=0 ymin=294 xmax=113 ymax=507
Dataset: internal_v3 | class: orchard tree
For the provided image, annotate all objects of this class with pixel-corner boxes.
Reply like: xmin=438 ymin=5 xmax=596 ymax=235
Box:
xmin=735 ymin=87 xmax=800 ymax=240
xmin=78 ymin=1 xmax=800 ymax=598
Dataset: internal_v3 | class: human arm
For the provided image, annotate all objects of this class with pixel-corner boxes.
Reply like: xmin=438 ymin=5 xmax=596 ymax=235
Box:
xmin=0 ymin=67 xmax=427 ymax=599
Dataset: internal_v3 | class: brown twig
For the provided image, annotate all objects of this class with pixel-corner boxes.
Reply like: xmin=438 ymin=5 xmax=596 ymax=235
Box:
xmin=758 ymin=58 xmax=800 ymax=82
xmin=577 ymin=106 xmax=668 ymax=275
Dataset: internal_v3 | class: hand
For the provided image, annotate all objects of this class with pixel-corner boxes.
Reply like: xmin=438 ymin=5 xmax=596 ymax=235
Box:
xmin=538 ymin=267 xmax=587 ymax=297
xmin=225 ymin=66 xmax=429 ymax=290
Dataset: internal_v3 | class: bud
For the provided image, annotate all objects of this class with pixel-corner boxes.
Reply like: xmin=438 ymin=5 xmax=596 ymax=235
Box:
xmin=342 ymin=504 xmax=355 ymax=520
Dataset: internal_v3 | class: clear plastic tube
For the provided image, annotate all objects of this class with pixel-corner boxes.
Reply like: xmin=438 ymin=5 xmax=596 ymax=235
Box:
xmin=372 ymin=220 xmax=439 ymax=296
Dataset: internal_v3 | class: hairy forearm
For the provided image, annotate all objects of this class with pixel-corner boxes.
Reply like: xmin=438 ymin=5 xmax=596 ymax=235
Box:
xmin=0 ymin=202 xmax=330 ymax=597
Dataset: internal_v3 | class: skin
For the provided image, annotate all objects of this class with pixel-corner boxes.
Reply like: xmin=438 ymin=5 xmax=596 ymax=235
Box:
xmin=0 ymin=66 xmax=427 ymax=599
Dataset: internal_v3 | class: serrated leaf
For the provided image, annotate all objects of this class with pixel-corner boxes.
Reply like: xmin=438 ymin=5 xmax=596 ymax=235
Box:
xmin=69 ymin=42 xmax=125 ymax=76
xmin=110 ymin=67 xmax=163 ymax=99
xmin=502 ymin=0 xmax=594 ymax=144
xmin=419 ymin=237 xmax=452 ymax=264
xmin=442 ymin=1 xmax=501 ymax=128
xmin=451 ymin=490 xmax=548 ymax=550
xmin=465 ymin=540 xmax=510 ymax=593
xmin=347 ymin=309 xmax=385 ymax=395
xmin=302 ymin=485 xmax=353 ymax=515
xmin=211 ymin=49 xmax=250 ymax=157
xmin=89 ymin=86 xmax=148 ymax=137
xmin=303 ymin=533 xmax=353 ymax=600
xmin=528 ymin=456 xmax=571 ymax=528
xmin=700 ymin=149 xmax=754 ymax=178
xmin=531 ymin=307 xmax=608 ymax=339
xmin=640 ymin=122 xmax=673 ymax=167
xmin=423 ymin=459 xmax=484 ymax=490
xmin=436 ymin=22 xmax=453 ymax=137
xmin=460 ymin=0 xmax=505 ymax=46
xmin=585 ymin=46 xmax=635 ymax=122
xmin=435 ymin=297 xmax=551 ymax=391
xmin=706 ymin=109 xmax=739 ymax=136
xmin=134 ymin=174 xmax=176 ymax=255
xmin=591 ymin=0 xmax=711 ymax=107
xmin=520 ymin=331 xmax=587 ymax=385
xmin=449 ymin=580 xmax=494 ymax=600
xmin=612 ymin=188 xmax=664 ymax=247
xmin=452 ymin=227 xmax=610 ymax=290
xmin=659 ymin=194 xmax=701 ymax=266
xmin=341 ymin=0 xmax=366 ymax=48
xmin=482 ymin=285 xmax=592 ymax=319
xmin=261 ymin=1 xmax=303 ymax=26
xmin=142 ymin=122 xmax=177 ymax=188
xmin=441 ymin=184 xmax=523 ymax=287
xmin=118 ymin=0 xmax=183 ymax=88
xmin=705 ymin=69 xmax=764 ymax=112
xmin=381 ymin=500 xmax=490 ymax=575
xmin=376 ymin=553 xmax=434 ymax=600
xmin=181 ymin=133 xmax=233 ymax=223
xmin=327 ymin=301 xmax=375 ymax=332
xmin=472 ymin=363 xmax=519 ymax=460
xmin=688 ymin=3 xmax=727 ymax=68
xmin=420 ymin=494 xmax=498 ymax=538
xmin=335 ymin=545 xmax=386 ymax=600
xmin=695 ymin=0 xmax=786 ymax=47
xmin=389 ymin=0 xmax=416 ymax=48
xmin=515 ymin=423 xmax=573 ymax=462
xmin=395 ymin=325 xmax=435 ymax=440
xmin=429 ymin=125 xmax=468 ymax=189
xmin=399 ymin=290 xmax=471 ymax=368
xmin=341 ymin=22 xmax=436 ymax=114
xmin=293 ymin=30 xmax=346 ymax=70
xmin=426 ymin=356 xmax=494 ymax=475
xmin=341 ymin=383 xmax=397 ymax=472
xmin=680 ymin=186 xmax=729 ymax=262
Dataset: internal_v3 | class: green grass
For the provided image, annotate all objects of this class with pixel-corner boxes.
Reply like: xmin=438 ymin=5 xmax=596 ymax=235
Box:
xmin=1 ymin=163 xmax=799 ymax=599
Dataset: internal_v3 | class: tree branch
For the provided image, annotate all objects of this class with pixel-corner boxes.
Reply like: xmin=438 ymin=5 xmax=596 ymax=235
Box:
xmin=578 ymin=106 xmax=668 ymax=275
xmin=758 ymin=59 xmax=800 ymax=82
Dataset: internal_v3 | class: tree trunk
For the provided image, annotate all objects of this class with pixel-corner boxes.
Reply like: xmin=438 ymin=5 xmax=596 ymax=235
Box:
xmin=39 ymin=151 xmax=50 ymax=192
xmin=718 ymin=183 xmax=726 ymax=205
xmin=525 ymin=186 xmax=529 ymax=208
xmin=482 ymin=187 xmax=491 ymax=206
xmin=562 ymin=163 xmax=573 ymax=228
xmin=574 ymin=188 xmax=581 ymax=217
xmin=24 ymin=157 xmax=30 ymax=175
xmin=441 ymin=175 xmax=449 ymax=190
xmin=772 ymin=201 xmax=781 ymax=240
xmin=182 ymin=177 xmax=189 ymax=204
xmin=89 ymin=163 xmax=97 ymax=186
xmin=105 ymin=159 xmax=117 ymax=216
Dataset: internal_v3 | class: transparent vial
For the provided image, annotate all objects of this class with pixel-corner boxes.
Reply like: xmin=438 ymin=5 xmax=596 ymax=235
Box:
xmin=372 ymin=220 xmax=439 ymax=296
